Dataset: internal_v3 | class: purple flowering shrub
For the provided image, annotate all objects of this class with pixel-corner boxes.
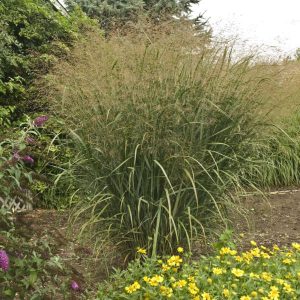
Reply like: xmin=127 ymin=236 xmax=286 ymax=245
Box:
xmin=0 ymin=114 xmax=50 ymax=207
xmin=0 ymin=113 xmax=75 ymax=209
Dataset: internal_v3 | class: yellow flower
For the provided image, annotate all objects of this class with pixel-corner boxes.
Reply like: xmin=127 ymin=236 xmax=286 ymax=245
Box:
xmin=219 ymin=247 xmax=237 ymax=256
xmin=250 ymin=291 xmax=258 ymax=297
xmin=202 ymin=292 xmax=212 ymax=300
xmin=273 ymin=245 xmax=280 ymax=251
xmin=284 ymin=251 xmax=293 ymax=257
xmin=250 ymin=247 xmax=261 ymax=257
xmin=240 ymin=296 xmax=251 ymax=300
xmin=148 ymin=275 xmax=164 ymax=286
xmin=212 ymin=267 xmax=225 ymax=275
xmin=250 ymin=240 xmax=257 ymax=246
xmin=188 ymin=282 xmax=199 ymax=295
xmin=160 ymin=286 xmax=173 ymax=298
xmin=275 ymin=278 xmax=285 ymax=285
xmin=261 ymin=252 xmax=271 ymax=259
xmin=223 ymin=289 xmax=230 ymax=297
xmin=249 ymin=272 xmax=260 ymax=279
xmin=177 ymin=247 xmax=184 ymax=253
xmin=193 ymin=296 xmax=200 ymax=300
xmin=207 ymin=278 xmax=212 ymax=284
xmin=283 ymin=283 xmax=294 ymax=294
xmin=282 ymin=258 xmax=292 ymax=265
xmin=285 ymin=272 xmax=292 ymax=279
xmin=136 ymin=247 xmax=147 ymax=255
xmin=167 ymin=255 xmax=182 ymax=267
xmin=162 ymin=263 xmax=170 ymax=272
xmin=291 ymin=242 xmax=300 ymax=251
xmin=172 ymin=279 xmax=187 ymax=289
xmin=242 ymin=252 xmax=254 ymax=264
xmin=268 ymin=286 xmax=280 ymax=300
xmin=235 ymin=255 xmax=243 ymax=262
xmin=188 ymin=276 xmax=195 ymax=282
xmin=231 ymin=268 xmax=244 ymax=277
xmin=261 ymin=272 xmax=272 ymax=282
xmin=125 ymin=281 xmax=141 ymax=294
xmin=258 ymin=288 xmax=264 ymax=294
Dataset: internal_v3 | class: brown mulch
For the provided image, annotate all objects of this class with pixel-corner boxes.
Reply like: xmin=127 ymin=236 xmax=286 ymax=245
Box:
xmin=8 ymin=189 xmax=300 ymax=294
xmin=232 ymin=189 xmax=300 ymax=249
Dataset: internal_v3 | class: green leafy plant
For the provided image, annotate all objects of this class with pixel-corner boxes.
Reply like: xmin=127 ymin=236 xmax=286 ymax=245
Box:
xmin=96 ymin=241 xmax=300 ymax=299
xmin=0 ymin=0 xmax=97 ymax=114
xmin=0 ymin=225 xmax=72 ymax=299
xmin=0 ymin=114 xmax=74 ymax=211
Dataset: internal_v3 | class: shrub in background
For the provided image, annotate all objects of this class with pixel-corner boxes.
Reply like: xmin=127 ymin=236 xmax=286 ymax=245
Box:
xmin=47 ymin=27 xmax=268 ymax=257
xmin=0 ymin=0 xmax=97 ymax=115
xmin=66 ymin=0 xmax=203 ymax=32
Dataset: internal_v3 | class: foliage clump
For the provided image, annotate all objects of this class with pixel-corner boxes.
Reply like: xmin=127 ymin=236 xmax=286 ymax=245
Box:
xmin=66 ymin=0 xmax=202 ymax=31
xmin=97 ymin=239 xmax=300 ymax=299
xmin=0 ymin=0 xmax=97 ymax=114
xmin=48 ymin=28 xmax=268 ymax=256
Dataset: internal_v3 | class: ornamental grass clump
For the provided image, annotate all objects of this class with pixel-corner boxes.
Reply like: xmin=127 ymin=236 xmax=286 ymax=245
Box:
xmin=96 ymin=241 xmax=300 ymax=299
xmin=48 ymin=26 xmax=268 ymax=256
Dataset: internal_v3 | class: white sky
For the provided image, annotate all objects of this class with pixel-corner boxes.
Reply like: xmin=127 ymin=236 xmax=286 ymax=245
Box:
xmin=191 ymin=0 xmax=300 ymax=59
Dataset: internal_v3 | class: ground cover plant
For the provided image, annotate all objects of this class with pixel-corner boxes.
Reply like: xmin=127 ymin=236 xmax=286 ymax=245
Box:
xmin=97 ymin=237 xmax=300 ymax=299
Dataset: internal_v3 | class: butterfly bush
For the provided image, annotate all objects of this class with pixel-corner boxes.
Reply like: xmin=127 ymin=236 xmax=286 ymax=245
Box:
xmin=33 ymin=115 xmax=49 ymax=127
xmin=0 ymin=250 xmax=9 ymax=272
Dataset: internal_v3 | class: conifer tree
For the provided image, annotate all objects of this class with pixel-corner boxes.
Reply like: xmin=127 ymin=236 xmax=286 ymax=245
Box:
xmin=66 ymin=0 xmax=202 ymax=30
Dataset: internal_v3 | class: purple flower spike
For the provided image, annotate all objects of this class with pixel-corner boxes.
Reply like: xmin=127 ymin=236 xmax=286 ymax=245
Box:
xmin=22 ymin=155 xmax=34 ymax=165
xmin=33 ymin=115 xmax=49 ymax=127
xmin=71 ymin=280 xmax=80 ymax=291
xmin=0 ymin=250 xmax=9 ymax=272
xmin=13 ymin=152 xmax=21 ymax=161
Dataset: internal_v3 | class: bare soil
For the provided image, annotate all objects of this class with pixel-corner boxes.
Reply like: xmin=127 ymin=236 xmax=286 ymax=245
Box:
xmin=11 ymin=189 xmax=300 ymax=295
xmin=233 ymin=189 xmax=300 ymax=250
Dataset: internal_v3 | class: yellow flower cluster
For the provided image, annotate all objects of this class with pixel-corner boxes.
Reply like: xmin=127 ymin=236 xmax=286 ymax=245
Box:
xmin=124 ymin=281 xmax=141 ymax=293
xmin=231 ymin=268 xmax=244 ymax=277
xmin=219 ymin=247 xmax=237 ymax=256
xmin=160 ymin=286 xmax=173 ymax=298
xmin=167 ymin=255 xmax=183 ymax=267
xmin=118 ymin=242 xmax=300 ymax=300
xmin=144 ymin=275 xmax=164 ymax=286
